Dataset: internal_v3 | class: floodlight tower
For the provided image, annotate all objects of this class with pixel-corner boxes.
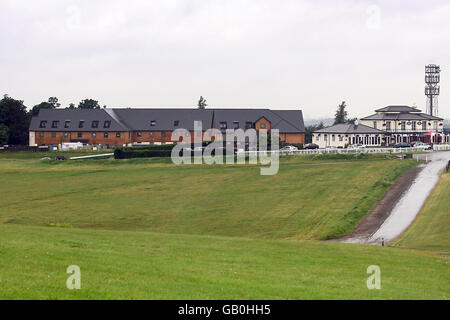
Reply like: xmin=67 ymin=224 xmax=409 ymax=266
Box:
xmin=425 ymin=64 xmax=440 ymax=117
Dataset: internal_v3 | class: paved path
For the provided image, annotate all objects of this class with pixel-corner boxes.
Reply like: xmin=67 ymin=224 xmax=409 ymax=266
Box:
xmin=369 ymin=151 xmax=450 ymax=244
xmin=336 ymin=150 xmax=450 ymax=245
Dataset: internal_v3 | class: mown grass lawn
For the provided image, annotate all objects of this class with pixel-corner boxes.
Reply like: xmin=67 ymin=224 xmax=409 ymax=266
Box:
xmin=0 ymin=155 xmax=417 ymax=240
xmin=0 ymin=224 xmax=448 ymax=300
xmin=393 ymin=172 xmax=450 ymax=253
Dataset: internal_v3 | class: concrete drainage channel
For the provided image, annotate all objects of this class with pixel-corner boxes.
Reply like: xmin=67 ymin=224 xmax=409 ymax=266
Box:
xmin=334 ymin=150 xmax=450 ymax=246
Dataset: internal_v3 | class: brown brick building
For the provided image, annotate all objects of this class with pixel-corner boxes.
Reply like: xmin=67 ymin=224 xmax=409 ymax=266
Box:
xmin=29 ymin=108 xmax=305 ymax=147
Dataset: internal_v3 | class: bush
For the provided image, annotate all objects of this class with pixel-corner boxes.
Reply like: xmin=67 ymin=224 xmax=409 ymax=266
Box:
xmin=114 ymin=148 xmax=173 ymax=159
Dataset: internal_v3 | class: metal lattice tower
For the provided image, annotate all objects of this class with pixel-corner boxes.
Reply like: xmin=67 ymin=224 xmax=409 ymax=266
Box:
xmin=425 ymin=64 xmax=440 ymax=117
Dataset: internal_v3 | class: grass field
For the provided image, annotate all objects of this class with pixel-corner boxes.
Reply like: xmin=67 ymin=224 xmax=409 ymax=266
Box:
xmin=0 ymin=153 xmax=448 ymax=299
xmin=393 ymin=172 xmax=450 ymax=253
xmin=0 ymin=224 xmax=448 ymax=299
xmin=0 ymin=154 xmax=417 ymax=240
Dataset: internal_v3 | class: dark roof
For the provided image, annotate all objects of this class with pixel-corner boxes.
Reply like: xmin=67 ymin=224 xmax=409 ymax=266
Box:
xmin=361 ymin=112 xmax=443 ymax=121
xmin=29 ymin=109 xmax=129 ymax=132
xmin=375 ymin=105 xmax=422 ymax=113
xmin=212 ymin=109 xmax=305 ymax=133
xmin=313 ymin=123 xmax=387 ymax=134
xmin=29 ymin=108 xmax=305 ymax=133
xmin=112 ymin=109 xmax=215 ymax=131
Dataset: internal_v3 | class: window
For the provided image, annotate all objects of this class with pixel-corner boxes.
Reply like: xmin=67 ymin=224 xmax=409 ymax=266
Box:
xmin=150 ymin=120 xmax=156 ymax=127
xmin=332 ymin=135 xmax=335 ymax=142
xmin=137 ymin=132 xmax=142 ymax=137
xmin=64 ymin=133 xmax=68 ymax=138
xmin=245 ymin=121 xmax=253 ymax=129
xmin=116 ymin=132 xmax=121 ymax=138
xmin=51 ymin=132 xmax=56 ymax=138
xmin=51 ymin=121 xmax=59 ymax=128
xmin=220 ymin=122 xmax=227 ymax=129
xmin=401 ymin=121 xmax=406 ymax=130
xmin=386 ymin=121 xmax=391 ymax=130
xmin=260 ymin=123 xmax=266 ymax=129
xmin=104 ymin=121 xmax=111 ymax=128
xmin=174 ymin=120 xmax=179 ymax=127
xmin=233 ymin=121 xmax=239 ymax=129
xmin=149 ymin=132 xmax=154 ymax=137
xmin=64 ymin=120 xmax=71 ymax=128
xmin=316 ymin=135 xmax=319 ymax=141
xmin=39 ymin=121 xmax=47 ymax=128
xmin=77 ymin=132 xmax=82 ymax=138
xmin=161 ymin=131 xmax=166 ymax=138
xmin=79 ymin=120 xmax=85 ymax=128
xmin=373 ymin=121 xmax=377 ymax=129
xmin=422 ymin=121 xmax=426 ymax=130
xmin=339 ymin=136 xmax=343 ymax=142
xmin=39 ymin=132 xmax=44 ymax=138
xmin=412 ymin=121 xmax=416 ymax=130
xmin=92 ymin=132 xmax=97 ymax=138
xmin=104 ymin=132 xmax=109 ymax=138
xmin=91 ymin=121 xmax=99 ymax=128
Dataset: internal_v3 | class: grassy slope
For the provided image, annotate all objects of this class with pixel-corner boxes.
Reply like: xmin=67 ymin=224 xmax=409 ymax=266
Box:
xmin=393 ymin=172 xmax=450 ymax=253
xmin=0 ymin=156 xmax=417 ymax=240
xmin=0 ymin=224 xmax=448 ymax=300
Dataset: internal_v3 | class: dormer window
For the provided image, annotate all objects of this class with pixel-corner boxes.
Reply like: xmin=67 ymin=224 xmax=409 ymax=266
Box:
xmin=39 ymin=121 xmax=47 ymax=128
xmin=233 ymin=121 xmax=239 ymax=129
xmin=104 ymin=121 xmax=111 ymax=128
xmin=260 ymin=123 xmax=266 ymax=129
xmin=150 ymin=120 xmax=156 ymax=127
xmin=220 ymin=122 xmax=227 ymax=129
xmin=245 ymin=121 xmax=253 ymax=129
xmin=64 ymin=120 xmax=71 ymax=128
xmin=174 ymin=120 xmax=179 ymax=127
xmin=79 ymin=120 xmax=85 ymax=128
xmin=91 ymin=120 xmax=99 ymax=128
xmin=51 ymin=120 xmax=59 ymax=128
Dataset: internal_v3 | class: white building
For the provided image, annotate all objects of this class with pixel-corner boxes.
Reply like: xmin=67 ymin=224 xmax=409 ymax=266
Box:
xmin=360 ymin=105 xmax=447 ymax=144
xmin=312 ymin=123 xmax=388 ymax=148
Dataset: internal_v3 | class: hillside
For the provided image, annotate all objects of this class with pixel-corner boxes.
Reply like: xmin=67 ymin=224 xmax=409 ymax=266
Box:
xmin=0 ymin=155 xmax=417 ymax=240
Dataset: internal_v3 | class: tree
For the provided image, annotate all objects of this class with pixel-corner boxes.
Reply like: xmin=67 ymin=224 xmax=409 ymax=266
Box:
xmin=0 ymin=96 xmax=29 ymax=145
xmin=0 ymin=124 xmax=8 ymax=145
xmin=334 ymin=101 xmax=348 ymax=124
xmin=78 ymin=99 xmax=100 ymax=109
xmin=197 ymin=96 xmax=207 ymax=109
xmin=305 ymin=121 xmax=325 ymax=144
xmin=48 ymin=97 xmax=60 ymax=108
xmin=68 ymin=103 xmax=76 ymax=109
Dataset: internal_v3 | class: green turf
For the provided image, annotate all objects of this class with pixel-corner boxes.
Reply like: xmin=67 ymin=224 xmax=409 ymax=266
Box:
xmin=0 ymin=155 xmax=417 ymax=240
xmin=0 ymin=224 xmax=448 ymax=299
xmin=392 ymin=172 xmax=450 ymax=253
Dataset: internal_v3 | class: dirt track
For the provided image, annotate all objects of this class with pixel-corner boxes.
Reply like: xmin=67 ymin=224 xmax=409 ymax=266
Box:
xmin=331 ymin=164 xmax=424 ymax=244
xmin=332 ymin=150 xmax=450 ymax=245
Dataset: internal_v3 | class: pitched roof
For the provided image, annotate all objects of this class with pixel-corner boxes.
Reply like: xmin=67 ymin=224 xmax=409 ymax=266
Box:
xmin=375 ymin=105 xmax=422 ymax=113
xmin=29 ymin=108 xmax=306 ymax=133
xmin=211 ymin=109 xmax=305 ymax=133
xmin=28 ymin=109 xmax=129 ymax=132
xmin=361 ymin=112 xmax=443 ymax=121
xmin=313 ymin=123 xmax=387 ymax=134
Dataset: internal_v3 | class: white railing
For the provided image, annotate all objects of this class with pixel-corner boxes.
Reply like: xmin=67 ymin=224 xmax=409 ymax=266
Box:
xmin=433 ymin=144 xmax=450 ymax=151
xmin=238 ymin=146 xmax=431 ymax=156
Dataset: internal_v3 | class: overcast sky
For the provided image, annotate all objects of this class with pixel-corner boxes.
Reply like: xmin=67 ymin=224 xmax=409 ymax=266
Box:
xmin=1 ymin=0 xmax=449 ymax=119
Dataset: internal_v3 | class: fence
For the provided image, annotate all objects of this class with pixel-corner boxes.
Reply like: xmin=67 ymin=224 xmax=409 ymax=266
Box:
xmin=238 ymin=145 xmax=449 ymax=156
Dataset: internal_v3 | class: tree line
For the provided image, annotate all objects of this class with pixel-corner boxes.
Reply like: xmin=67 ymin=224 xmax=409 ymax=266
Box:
xmin=0 ymin=95 xmax=104 ymax=145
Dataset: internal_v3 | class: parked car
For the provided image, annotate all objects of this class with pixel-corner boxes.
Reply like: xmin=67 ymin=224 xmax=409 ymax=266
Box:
xmin=412 ymin=142 xmax=432 ymax=150
xmin=347 ymin=144 xmax=366 ymax=150
xmin=393 ymin=142 xmax=411 ymax=148
xmin=304 ymin=143 xmax=319 ymax=149
xmin=280 ymin=145 xmax=298 ymax=151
